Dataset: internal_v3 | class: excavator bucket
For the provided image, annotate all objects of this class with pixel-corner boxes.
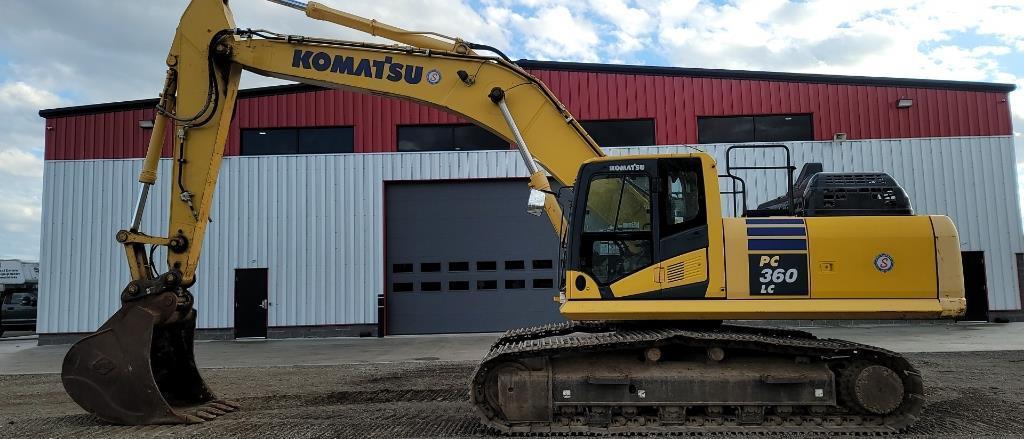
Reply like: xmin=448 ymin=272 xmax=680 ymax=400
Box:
xmin=61 ymin=292 xmax=238 ymax=425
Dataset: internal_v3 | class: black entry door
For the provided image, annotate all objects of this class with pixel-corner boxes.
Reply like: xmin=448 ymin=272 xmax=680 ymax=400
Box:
xmin=235 ymin=268 xmax=269 ymax=338
xmin=961 ymin=252 xmax=989 ymax=322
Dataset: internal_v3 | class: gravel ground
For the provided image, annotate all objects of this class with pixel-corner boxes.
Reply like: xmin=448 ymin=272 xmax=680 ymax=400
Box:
xmin=1 ymin=351 xmax=1022 ymax=438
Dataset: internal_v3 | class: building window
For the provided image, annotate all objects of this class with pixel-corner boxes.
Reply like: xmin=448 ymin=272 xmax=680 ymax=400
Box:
xmin=697 ymin=115 xmax=812 ymax=144
xmin=397 ymin=124 xmax=508 ymax=152
xmin=241 ymin=127 xmax=354 ymax=155
xmin=581 ymin=119 xmax=655 ymax=147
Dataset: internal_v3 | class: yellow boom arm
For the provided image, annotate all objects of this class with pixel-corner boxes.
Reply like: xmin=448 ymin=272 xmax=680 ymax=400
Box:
xmin=126 ymin=0 xmax=605 ymax=287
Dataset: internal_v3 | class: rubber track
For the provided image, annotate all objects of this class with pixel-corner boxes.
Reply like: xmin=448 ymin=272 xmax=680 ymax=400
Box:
xmin=471 ymin=322 xmax=923 ymax=435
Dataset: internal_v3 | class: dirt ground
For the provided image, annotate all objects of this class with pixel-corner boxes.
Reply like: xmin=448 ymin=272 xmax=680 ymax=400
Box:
xmin=1 ymin=351 xmax=1022 ymax=438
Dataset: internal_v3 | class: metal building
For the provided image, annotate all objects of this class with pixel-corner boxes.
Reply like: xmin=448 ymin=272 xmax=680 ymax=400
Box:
xmin=37 ymin=60 xmax=1021 ymax=342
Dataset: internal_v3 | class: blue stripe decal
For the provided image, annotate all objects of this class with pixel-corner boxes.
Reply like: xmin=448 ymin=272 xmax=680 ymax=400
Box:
xmin=748 ymin=239 xmax=807 ymax=251
xmin=747 ymin=227 xmax=806 ymax=237
xmin=745 ymin=218 xmax=805 ymax=225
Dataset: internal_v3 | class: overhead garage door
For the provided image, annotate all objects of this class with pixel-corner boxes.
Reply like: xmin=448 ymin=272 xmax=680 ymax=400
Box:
xmin=385 ymin=179 xmax=565 ymax=334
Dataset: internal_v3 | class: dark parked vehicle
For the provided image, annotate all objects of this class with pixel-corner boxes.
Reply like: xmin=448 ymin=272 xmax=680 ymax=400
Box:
xmin=0 ymin=290 xmax=37 ymax=336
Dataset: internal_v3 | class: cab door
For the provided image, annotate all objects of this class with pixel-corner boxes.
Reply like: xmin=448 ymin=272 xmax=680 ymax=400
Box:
xmin=655 ymin=158 xmax=711 ymax=298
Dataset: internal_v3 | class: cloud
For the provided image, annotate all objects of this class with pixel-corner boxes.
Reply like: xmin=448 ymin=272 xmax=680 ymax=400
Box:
xmin=0 ymin=82 xmax=63 ymax=110
xmin=0 ymin=80 xmax=59 ymax=259
xmin=591 ymin=0 xmax=652 ymax=53
xmin=0 ymin=149 xmax=43 ymax=179
xmin=506 ymin=6 xmax=602 ymax=62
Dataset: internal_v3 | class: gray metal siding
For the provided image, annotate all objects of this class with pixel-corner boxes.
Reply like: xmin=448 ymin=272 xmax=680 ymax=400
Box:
xmin=38 ymin=136 xmax=1022 ymax=333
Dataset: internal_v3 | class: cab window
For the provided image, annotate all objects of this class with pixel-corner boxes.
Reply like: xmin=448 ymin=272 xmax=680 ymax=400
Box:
xmin=584 ymin=174 xmax=651 ymax=232
xmin=662 ymin=161 xmax=706 ymax=234
xmin=667 ymin=170 xmax=700 ymax=225
xmin=580 ymin=174 xmax=653 ymax=285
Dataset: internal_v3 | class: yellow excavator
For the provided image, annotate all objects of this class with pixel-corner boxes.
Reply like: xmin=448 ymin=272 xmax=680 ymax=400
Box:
xmin=61 ymin=0 xmax=966 ymax=433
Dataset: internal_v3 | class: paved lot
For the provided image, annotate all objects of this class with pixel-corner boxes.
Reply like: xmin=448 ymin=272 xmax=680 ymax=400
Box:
xmin=0 ymin=323 xmax=1021 ymax=438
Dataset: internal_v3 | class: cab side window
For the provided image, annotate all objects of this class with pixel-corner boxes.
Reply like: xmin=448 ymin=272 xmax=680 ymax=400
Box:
xmin=667 ymin=171 xmax=700 ymax=225
xmin=663 ymin=163 xmax=705 ymax=234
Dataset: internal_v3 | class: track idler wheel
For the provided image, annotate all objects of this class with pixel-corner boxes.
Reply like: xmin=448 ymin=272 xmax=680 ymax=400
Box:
xmin=61 ymin=291 xmax=238 ymax=424
xmin=841 ymin=361 xmax=905 ymax=415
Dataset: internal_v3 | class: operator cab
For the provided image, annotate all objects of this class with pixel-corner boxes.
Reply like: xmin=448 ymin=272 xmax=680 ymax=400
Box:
xmin=565 ymin=155 xmax=717 ymax=300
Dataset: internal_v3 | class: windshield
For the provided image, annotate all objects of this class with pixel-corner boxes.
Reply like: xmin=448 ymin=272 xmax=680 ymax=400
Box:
xmin=583 ymin=174 xmax=651 ymax=233
xmin=580 ymin=174 xmax=653 ymax=285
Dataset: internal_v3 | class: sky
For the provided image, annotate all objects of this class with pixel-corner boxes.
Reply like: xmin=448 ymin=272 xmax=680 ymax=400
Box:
xmin=0 ymin=0 xmax=1022 ymax=260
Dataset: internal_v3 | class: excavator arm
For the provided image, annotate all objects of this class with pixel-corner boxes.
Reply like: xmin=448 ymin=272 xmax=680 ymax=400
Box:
xmin=61 ymin=0 xmax=603 ymax=425
xmin=136 ymin=0 xmax=604 ymax=287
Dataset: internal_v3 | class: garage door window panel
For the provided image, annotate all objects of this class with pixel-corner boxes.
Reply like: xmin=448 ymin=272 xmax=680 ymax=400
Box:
xmin=505 ymin=280 xmax=526 ymax=289
xmin=533 ymin=278 xmax=554 ymax=288
xmin=505 ymin=260 xmax=525 ymax=270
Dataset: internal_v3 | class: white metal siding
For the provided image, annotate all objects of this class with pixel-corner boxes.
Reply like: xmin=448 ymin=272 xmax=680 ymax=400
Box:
xmin=38 ymin=136 xmax=1023 ymax=333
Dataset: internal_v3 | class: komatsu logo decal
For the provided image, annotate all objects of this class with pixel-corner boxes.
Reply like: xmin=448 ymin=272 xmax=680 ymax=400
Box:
xmin=291 ymin=50 xmax=429 ymax=85
xmin=608 ymin=163 xmax=645 ymax=171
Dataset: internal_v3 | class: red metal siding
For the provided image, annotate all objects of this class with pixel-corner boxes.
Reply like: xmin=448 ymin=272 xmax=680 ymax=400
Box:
xmin=43 ymin=68 xmax=1014 ymax=161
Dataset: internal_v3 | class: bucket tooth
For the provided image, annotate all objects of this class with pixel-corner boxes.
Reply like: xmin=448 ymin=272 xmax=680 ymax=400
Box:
xmin=217 ymin=400 xmax=242 ymax=410
xmin=194 ymin=411 xmax=218 ymax=421
xmin=201 ymin=407 xmax=227 ymax=416
xmin=209 ymin=402 xmax=236 ymax=412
